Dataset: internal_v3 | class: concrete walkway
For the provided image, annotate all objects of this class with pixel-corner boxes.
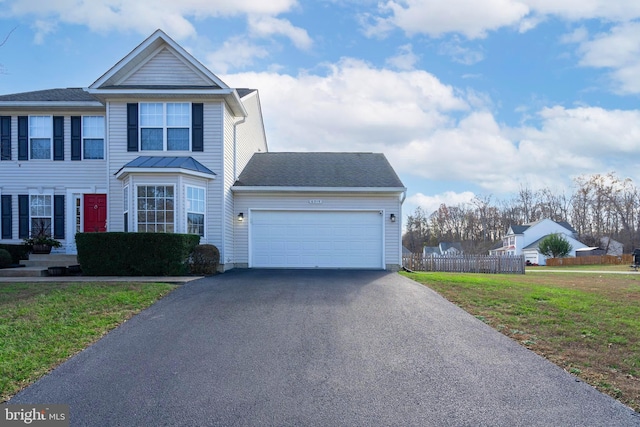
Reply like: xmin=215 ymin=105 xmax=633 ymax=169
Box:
xmin=7 ymin=270 xmax=640 ymax=426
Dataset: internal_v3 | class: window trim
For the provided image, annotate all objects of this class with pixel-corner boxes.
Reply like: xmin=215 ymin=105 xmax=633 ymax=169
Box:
xmin=28 ymin=116 xmax=53 ymax=160
xmin=134 ymin=184 xmax=176 ymax=233
xmin=28 ymin=192 xmax=54 ymax=237
xmin=139 ymin=102 xmax=191 ymax=152
xmin=185 ymin=185 xmax=206 ymax=237
xmin=81 ymin=115 xmax=105 ymax=160
xmin=123 ymin=185 xmax=129 ymax=232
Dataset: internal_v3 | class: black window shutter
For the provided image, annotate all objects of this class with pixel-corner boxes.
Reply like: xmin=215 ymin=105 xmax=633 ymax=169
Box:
xmin=18 ymin=116 xmax=28 ymax=161
xmin=18 ymin=195 xmax=28 ymax=238
xmin=1 ymin=116 xmax=10 ymax=161
xmin=192 ymin=103 xmax=203 ymax=152
xmin=1 ymin=195 xmax=11 ymax=239
xmin=127 ymin=103 xmax=139 ymax=152
xmin=54 ymin=195 xmax=64 ymax=239
xmin=53 ymin=116 xmax=64 ymax=160
xmin=71 ymin=116 xmax=81 ymax=160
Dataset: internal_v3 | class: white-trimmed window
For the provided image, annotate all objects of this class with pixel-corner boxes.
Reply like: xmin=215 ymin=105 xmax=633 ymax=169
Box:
xmin=136 ymin=185 xmax=174 ymax=232
xmin=30 ymin=194 xmax=53 ymax=236
xmin=123 ymin=186 xmax=129 ymax=232
xmin=186 ymin=186 xmax=205 ymax=236
xmin=83 ymin=116 xmax=105 ymax=159
xmin=29 ymin=116 xmax=52 ymax=159
xmin=140 ymin=103 xmax=190 ymax=151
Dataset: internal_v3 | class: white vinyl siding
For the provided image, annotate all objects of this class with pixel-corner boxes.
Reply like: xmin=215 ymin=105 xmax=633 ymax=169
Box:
xmin=0 ymin=114 xmax=106 ymax=244
xmin=121 ymin=47 xmax=210 ymax=87
xmin=107 ymin=101 xmax=224 ymax=249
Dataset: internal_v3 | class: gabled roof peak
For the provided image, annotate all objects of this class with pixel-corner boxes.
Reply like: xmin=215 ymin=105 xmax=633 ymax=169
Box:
xmin=89 ymin=29 xmax=229 ymax=90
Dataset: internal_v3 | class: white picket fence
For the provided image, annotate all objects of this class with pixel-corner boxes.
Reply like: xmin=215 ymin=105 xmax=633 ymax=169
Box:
xmin=402 ymin=254 xmax=525 ymax=274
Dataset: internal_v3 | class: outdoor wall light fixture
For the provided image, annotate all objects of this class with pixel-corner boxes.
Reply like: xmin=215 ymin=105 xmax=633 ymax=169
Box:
xmin=238 ymin=212 xmax=244 ymax=222
xmin=390 ymin=213 xmax=396 ymax=222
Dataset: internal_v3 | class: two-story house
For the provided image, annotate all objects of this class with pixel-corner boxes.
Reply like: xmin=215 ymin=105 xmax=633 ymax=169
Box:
xmin=0 ymin=30 xmax=406 ymax=271
xmin=489 ymin=218 xmax=587 ymax=265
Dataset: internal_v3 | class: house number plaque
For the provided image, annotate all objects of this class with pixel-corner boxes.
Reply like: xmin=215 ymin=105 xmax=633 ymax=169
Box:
xmin=309 ymin=199 xmax=323 ymax=204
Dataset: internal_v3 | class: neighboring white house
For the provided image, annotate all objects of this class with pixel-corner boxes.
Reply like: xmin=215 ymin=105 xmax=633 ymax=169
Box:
xmin=423 ymin=242 xmax=463 ymax=256
xmin=489 ymin=219 xmax=587 ymax=265
xmin=0 ymin=30 xmax=406 ymax=271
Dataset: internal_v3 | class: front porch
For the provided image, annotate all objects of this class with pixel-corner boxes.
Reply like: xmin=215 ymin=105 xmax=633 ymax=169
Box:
xmin=0 ymin=253 xmax=79 ymax=278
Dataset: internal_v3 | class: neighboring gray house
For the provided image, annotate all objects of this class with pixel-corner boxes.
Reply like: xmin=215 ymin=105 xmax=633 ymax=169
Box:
xmin=0 ymin=30 xmax=406 ymax=271
xmin=600 ymin=237 xmax=624 ymax=256
xmin=490 ymin=219 xmax=587 ymax=265
xmin=423 ymin=242 xmax=463 ymax=256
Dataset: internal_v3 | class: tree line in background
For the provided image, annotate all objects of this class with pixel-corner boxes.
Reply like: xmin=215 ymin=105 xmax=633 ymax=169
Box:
xmin=403 ymin=173 xmax=640 ymax=255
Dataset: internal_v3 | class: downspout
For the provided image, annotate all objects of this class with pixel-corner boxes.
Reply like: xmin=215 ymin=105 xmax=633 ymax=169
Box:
xmin=399 ymin=188 xmax=407 ymax=270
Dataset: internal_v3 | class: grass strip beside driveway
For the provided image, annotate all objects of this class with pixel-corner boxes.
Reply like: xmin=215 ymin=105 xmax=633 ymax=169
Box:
xmin=401 ymin=271 xmax=640 ymax=412
xmin=0 ymin=282 xmax=177 ymax=402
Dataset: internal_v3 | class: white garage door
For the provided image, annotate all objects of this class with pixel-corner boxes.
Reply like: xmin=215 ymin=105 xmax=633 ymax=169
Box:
xmin=250 ymin=210 xmax=384 ymax=269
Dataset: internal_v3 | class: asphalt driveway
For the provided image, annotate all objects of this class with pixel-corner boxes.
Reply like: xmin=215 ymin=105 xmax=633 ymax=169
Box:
xmin=8 ymin=270 xmax=640 ymax=426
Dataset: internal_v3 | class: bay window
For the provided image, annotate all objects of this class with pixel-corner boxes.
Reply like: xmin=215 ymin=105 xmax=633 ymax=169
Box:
xmin=137 ymin=185 xmax=174 ymax=232
xmin=186 ymin=186 xmax=205 ymax=236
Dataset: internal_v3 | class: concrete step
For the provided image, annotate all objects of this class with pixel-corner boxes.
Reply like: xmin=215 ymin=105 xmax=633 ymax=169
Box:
xmin=22 ymin=254 xmax=79 ymax=268
xmin=0 ymin=266 xmax=48 ymax=277
xmin=0 ymin=254 xmax=80 ymax=278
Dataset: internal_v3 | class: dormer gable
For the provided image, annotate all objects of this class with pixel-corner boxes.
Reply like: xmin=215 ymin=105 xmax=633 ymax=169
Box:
xmin=86 ymin=29 xmax=247 ymax=117
xmin=90 ymin=29 xmax=227 ymax=90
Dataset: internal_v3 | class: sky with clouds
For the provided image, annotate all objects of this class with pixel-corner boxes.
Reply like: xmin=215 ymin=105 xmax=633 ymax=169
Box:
xmin=1 ymin=0 xmax=639 ymax=217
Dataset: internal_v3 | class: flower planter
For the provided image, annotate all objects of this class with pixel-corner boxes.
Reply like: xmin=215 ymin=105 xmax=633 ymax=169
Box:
xmin=32 ymin=244 xmax=52 ymax=254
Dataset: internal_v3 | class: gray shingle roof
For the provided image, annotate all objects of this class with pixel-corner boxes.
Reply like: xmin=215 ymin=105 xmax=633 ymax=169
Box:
xmin=234 ymin=152 xmax=405 ymax=188
xmin=0 ymin=88 xmax=100 ymax=102
xmin=117 ymin=156 xmax=215 ymax=176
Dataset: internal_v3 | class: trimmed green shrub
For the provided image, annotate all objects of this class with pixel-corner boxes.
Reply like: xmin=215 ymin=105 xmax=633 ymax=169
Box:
xmin=190 ymin=244 xmax=220 ymax=275
xmin=0 ymin=248 xmax=12 ymax=268
xmin=76 ymin=232 xmax=200 ymax=276
xmin=0 ymin=244 xmax=31 ymax=264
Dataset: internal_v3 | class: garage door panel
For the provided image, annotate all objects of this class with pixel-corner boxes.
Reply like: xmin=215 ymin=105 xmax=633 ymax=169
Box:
xmin=251 ymin=210 xmax=383 ymax=269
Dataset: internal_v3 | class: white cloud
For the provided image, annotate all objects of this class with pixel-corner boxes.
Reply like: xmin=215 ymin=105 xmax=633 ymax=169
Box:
xmin=406 ymin=191 xmax=476 ymax=216
xmin=205 ymin=37 xmax=270 ymax=74
xmin=385 ymin=44 xmax=419 ymax=70
xmin=364 ymin=0 xmax=640 ymax=40
xmin=437 ymin=37 xmax=484 ymax=65
xmin=224 ymin=58 xmax=469 ymax=151
xmin=570 ymin=22 xmax=640 ymax=94
xmin=247 ymin=15 xmax=312 ymax=50
xmin=370 ymin=0 xmax=529 ymax=39
xmin=525 ymin=0 xmax=640 ymax=22
xmin=4 ymin=0 xmax=299 ymax=42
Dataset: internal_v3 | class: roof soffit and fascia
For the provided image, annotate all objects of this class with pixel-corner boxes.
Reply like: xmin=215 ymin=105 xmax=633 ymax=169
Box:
xmin=231 ymin=186 xmax=406 ymax=194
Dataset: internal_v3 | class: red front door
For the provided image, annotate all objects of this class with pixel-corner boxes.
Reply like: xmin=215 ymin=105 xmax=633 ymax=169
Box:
xmin=84 ymin=194 xmax=107 ymax=232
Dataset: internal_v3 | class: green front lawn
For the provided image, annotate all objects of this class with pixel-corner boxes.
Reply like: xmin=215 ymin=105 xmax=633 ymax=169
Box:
xmin=0 ymin=282 xmax=176 ymax=402
xmin=401 ymin=271 xmax=640 ymax=412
